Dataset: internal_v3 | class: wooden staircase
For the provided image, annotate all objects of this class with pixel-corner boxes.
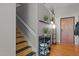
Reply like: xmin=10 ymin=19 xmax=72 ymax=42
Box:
xmin=16 ymin=28 xmax=36 ymax=56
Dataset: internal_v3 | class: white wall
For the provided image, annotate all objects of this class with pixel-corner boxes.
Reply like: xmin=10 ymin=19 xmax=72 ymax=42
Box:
xmin=0 ymin=3 xmax=16 ymax=56
xmin=38 ymin=4 xmax=50 ymax=36
xmin=45 ymin=3 xmax=79 ymax=45
xmin=38 ymin=4 xmax=50 ymax=21
xmin=17 ymin=3 xmax=38 ymax=33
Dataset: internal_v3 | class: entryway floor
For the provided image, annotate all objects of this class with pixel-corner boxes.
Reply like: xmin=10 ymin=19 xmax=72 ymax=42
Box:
xmin=49 ymin=44 xmax=79 ymax=56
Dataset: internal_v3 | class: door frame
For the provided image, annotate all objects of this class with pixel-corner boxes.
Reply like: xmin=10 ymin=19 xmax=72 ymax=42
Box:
xmin=60 ymin=16 xmax=75 ymax=44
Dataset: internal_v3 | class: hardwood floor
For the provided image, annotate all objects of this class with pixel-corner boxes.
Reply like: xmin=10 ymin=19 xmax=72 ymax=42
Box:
xmin=49 ymin=44 xmax=79 ymax=56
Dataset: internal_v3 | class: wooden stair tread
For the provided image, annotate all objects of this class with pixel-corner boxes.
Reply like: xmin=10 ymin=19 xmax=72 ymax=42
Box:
xmin=16 ymin=36 xmax=24 ymax=38
xmin=26 ymin=52 xmax=36 ymax=56
xmin=16 ymin=46 xmax=32 ymax=56
xmin=16 ymin=33 xmax=23 ymax=38
xmin=16 ymin=41 xmax=28 ymax=50
xmin=16 ymin=32 xmax=21 ymax=34
xmin=16 ymin=37 xmax=26 ymax=43
xmin=16 ymin=41 xmax=27 ymax=45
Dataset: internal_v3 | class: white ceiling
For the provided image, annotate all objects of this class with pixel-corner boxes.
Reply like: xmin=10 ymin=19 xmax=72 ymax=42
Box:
xmin=45 ymin=3 xmax=79 ymax=17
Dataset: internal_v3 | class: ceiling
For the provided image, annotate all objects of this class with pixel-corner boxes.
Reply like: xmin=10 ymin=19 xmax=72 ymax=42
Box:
xmin=45 ymin=3 xmax=79 ymax=18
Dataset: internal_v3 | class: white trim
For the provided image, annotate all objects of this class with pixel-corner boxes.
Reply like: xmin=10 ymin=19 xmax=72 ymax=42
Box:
xmin=16 ymin=15 xmax=37 ymax=37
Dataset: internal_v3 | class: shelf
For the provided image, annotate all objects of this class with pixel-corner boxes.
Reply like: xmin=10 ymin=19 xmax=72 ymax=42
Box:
xmin=39 ymin=20 xmax=50 ymax=24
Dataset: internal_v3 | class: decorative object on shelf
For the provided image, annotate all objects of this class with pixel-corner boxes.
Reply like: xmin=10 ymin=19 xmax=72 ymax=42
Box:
xmin=51 ymin=8 xmax=55 ymax=16
xmin=43 ymin=16 xmax=48 ymax=21
xmin=51 ymin=21 xmax=54 ymax=25
xmin=51 ymin=16 xmax=55 ymax=21
xmin=43 ymin=27 xmax=48 ymax=36
xmin=39 ymin=36 xmax=51 ymax=56
xmin=52 ymin=24 xmax=56 ymax=29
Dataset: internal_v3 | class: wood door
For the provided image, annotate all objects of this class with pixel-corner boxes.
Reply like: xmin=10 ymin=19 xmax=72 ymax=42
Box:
xmin=60 ymin=17 xmax=75 ymax=44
